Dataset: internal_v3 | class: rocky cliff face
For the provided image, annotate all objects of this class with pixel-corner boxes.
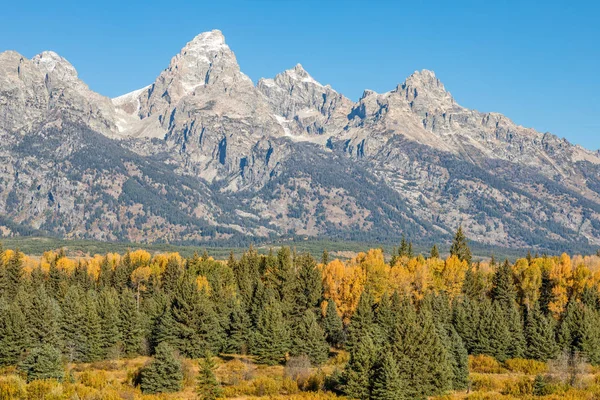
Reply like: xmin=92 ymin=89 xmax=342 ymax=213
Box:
xmin=1 ymin=30 xmax=599 ymax=251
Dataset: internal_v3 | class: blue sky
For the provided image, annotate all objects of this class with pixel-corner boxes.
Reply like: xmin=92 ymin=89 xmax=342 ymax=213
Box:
xmin=1 ymin=0 xmax=598 ymax=150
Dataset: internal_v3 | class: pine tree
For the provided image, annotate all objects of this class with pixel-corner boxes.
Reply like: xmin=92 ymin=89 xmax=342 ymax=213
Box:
xmin=430 ymin=244 xmax=440 ymax=259
xmin=580 ymin=306 xmax=600 ymax=365
xmin=462 ymin=264 xmax=486 ymax=300
xmin=251 ymin=295 xmax=290 ymax=365
xmin=28 ymin=286 xmax=62 ymax=349
xmin=475 ymin=300 xmax=511 ymax=361
xmin=525 ymin=304 xmax=558 ymax=361
xmin=371 ymin=349 xmax=407 ymax=400
xmin=61 ymin=286 xmax=87 ymax=362
xmin=539 ymin=267 xmax=554 ymax=316
xmin=225 ymin=300 xmax=251 ymax=354
xmin=158 ymin=275 xmax=224 ymax=358
xmin=407 ymin=242 xmax=414 ymax=259
xmin=346 ymin=291 xmax=376 ymax=353
xmin=196 ymin=351 xmax=223 ymax=400
xmin=18 ymin=344 xmax=64 ymax=382
xmin=321 ymin=249 xmax=329 ymax=266
xmin=491 ymin=260 xmax=516 ymax=307
xmin=0 ymin=298 xmax=28 ymax=366
xmin=292 ymin=253 xmax=322 ymax=319
xmin=392 ymin=303 xmax=452 ymax=398
xmin=140 ymin=342 xmax=183 ymax=394
xmin=161 ymin=257 xmax=182 ymax=293
xmin=450 ymin=226 xmax=472 ymax=265
xmin=2 ymin=250 xmax=23 ymax=299
xmin=291 ymin=310 xmax=329 ymax=366
xmin=343 ymin=335 xmax=377 ymax=400
xmin=324 ymin=299 xmax=345 ymax=348
xmin=399 ymin=235 xmax=408 ymax=258
xmin=82 ymin=291 xmax=102 ymax=362
xmin=119 ymin=289 xmax=143 ymax=356
xmin=97 ymin=288 xmax=122 ymax=358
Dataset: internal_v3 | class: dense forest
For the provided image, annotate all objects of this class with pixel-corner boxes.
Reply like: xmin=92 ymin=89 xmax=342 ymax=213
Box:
xmin=2 ymin=229 xmax=600 ymax=399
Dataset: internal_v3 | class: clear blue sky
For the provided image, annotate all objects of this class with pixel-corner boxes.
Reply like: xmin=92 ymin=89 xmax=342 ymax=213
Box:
xmin=1 ymin=0 xmax=598 ymax=150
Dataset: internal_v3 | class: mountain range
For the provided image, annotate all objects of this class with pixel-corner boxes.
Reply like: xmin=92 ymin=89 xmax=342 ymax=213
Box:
xmin=1 ymin=29 xmax=599 ymax=252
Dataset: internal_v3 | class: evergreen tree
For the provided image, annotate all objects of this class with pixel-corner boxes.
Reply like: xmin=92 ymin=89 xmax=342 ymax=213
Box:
xmin=450 ymin=226 xmax=472 ymax=265
xmin=139 ymin=342 xmax=183 ymax=394
xmin=346 ymin=291 xmax=376 ymax=352
xmin=399 ymin=235 xmax=409 ymax=258
xmin=97 ymin=257 xmax=113 ymax=289
xmin=225 ymin=300 xmax=251 ymax=354
xmin=82 ymin=291 xmax=102 ymax=362
xmin=525 ymin=304 xmax=558 ymax=361
xmin=474 ymin=300 xmax=511 ymax=361
xmin=196 ymin=351 xmax=223 ymax=400
xmin=161 ymin=257 xmax=182 ymax=293
xmin=28 ymin=286 xmax=62 ymax=348
xmin=251 ymin=295 xmax=290 ymax=365
xmin=61 ymin=286 xmax=87 ymax=361
xmin=291 ymin=310 xmax=329 ymax=366
xmin=321 ymin=249 xmax=329 ymax=265
xmin=324 ymin=298 xmax=345 ymax=348
xmin=407 ymin=242 xmax=414 ymax=259
xmin=580 ymin=306 xmax=600 ymax=365
xmin=292 ymin=253 xmax=322 ymax=319
xmin=538 ymin=267 xmax=554 ymax=316
xmin=2 ymin=250 xmax=23 ymax=298
xmin=0 ymin=298 xmax=28 ymax=366
xmin=343 ymin=335 xmax=377 ymax=400
xmin=18 ymin=344 xmax=64 ymax=382
xmin=97 ymin=288 xmax=122 ymax=358
xmin=157 ymin=275 xmax=224 ymax=357
xmin=557 ymin=299 xmax=584 ymax=352
xmin=462 ymin=264 xmax=486 ymax=300
xmin=430 ymin=244 xmax=440 ymax=259
xmin=392 ymin=302 xmax=452 ymax=398
xmin=491 ymin=260 xmax=516 ymax=307
xmin=119 ymin=289 xmax=143 ymax=356
xmin=371 ymin=349 xmax=407 ymax=400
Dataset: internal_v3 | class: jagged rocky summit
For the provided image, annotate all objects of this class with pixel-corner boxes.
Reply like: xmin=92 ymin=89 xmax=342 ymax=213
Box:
xmin=0 ymin=29 xmax=599 ymax=252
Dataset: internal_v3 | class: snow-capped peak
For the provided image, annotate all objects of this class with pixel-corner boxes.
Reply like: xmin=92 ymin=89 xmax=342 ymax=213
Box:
xmin=284 ymin=63 xmax=323 ymax=87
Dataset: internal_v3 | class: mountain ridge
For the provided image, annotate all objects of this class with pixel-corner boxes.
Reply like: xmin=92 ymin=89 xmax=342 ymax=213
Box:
xmin=1 ymin=30 xmax=599 ymax=252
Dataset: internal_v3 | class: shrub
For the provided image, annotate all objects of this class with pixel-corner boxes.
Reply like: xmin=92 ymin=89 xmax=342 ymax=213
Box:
xmin=25 ymin=379 xmax=61 ymax=399
xmin=501 ymin=376 xmax=534 ymax=396
xmin=285 ymin=355 xmax=312 ymax=389
xmin=78 ymin=370 xmax=109 ymax=389
xmin=505 ymin=358 xmax=548 ymax=375
xmin=252 ymin=376 xmax=281 ymax=396
xmin=0 ymin=375 xmax=26 ymax=400
xmin=469 ymin=354 xmax=504 ymax=374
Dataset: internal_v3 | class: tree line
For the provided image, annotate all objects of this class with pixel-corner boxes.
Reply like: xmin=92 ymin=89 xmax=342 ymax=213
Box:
xmin=1 ymin=229 xmax=600 ymax=399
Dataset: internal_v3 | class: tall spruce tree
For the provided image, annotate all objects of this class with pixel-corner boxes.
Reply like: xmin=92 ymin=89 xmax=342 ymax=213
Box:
xmin=251 ymin=295 xmax=290 ymax=365
xmin=392 ymin=297 xmax=452 ymax=398
xmin=450 ymin=226 xmax=472 ymax=265
xmin=140 ymin=342 xmax=183 ymax=394
xmin=324 ymin=298 xmax=345 ymax=348
xmin=225 ymin=299 xmax=251 ymax=354
xmin=196 ymin=351 xmax=222 ymax=400
xmin=346 ymin=291 xmax=376 ymax=353
xmin=28 ymin=286 xmax=62 ymax=349
xmin=119 ymin=289 xmax=143 ymax=356
xmin=430 ymin=244 xmax=440 ymax=259
xmin=97 ymin=288 xmax=122 ymax=358
xmin=291 ymin=310 xmax=329 ymax=366
xmin=157 ymin=275 xmax=224 ymax=357
xmin=343 ymin=335 xmax=377 ymax=400
xmin=0 ymin=298 xmax=28 ymax=366
xmin=371 ymin=349 xmax=408 ymax=400
xmin=292 ymin=253 xmax=322 ymax=319
xmin=2 ymin=250 xmax=23 ymax=299
xmin=61 ymin=286 xmax=87 ymax=362
xmin=525 ymin=304 xmax=558 ymax=361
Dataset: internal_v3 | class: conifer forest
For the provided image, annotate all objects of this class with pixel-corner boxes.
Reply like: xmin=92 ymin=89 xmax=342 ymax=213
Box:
xmin=2 ymin=230 xmax=600 ymax=399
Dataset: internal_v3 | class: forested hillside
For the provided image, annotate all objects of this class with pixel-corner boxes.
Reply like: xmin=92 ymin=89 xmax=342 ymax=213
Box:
xmin=2 ymin=231 xmax=600 ymax=399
